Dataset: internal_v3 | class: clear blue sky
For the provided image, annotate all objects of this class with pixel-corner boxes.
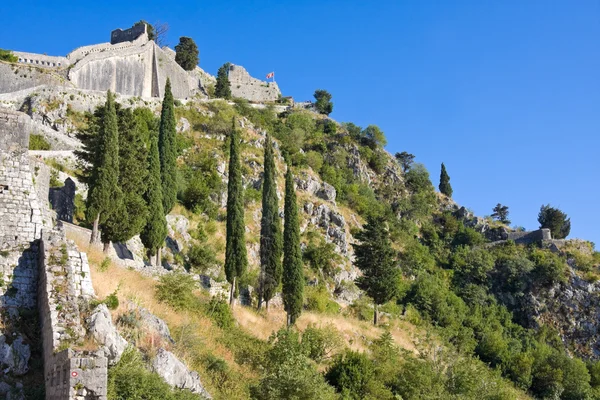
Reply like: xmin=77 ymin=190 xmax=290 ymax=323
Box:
xmin=2 ymin=1 xmax=599 ymax=244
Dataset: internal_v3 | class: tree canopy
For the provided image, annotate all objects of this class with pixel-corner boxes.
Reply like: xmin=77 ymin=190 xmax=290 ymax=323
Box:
xmin=215 ymin=62 xmax=232 ymax=99
xmin=314 ymin=89 xmax=333 ymax=115
xmin=174 ymin=36 xmax=199 ymax=71
xmin=538 ymin=205 xmax=571 ymax=239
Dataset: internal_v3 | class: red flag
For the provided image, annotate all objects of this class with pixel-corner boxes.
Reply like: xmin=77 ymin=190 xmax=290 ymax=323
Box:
xmin=266 ymin=72 xmax=274 ymax=79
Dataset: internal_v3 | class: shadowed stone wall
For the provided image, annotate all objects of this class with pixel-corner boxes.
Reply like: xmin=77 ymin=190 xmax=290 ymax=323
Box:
xmin=0 ymin=110 xmax=43 ymax=250
xmin=111 ymin=23 xmax=147 ymax=45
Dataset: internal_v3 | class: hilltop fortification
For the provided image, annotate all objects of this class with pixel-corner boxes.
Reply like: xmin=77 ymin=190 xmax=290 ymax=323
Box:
xmin=2 ymin=24 xmax=282 ymax=102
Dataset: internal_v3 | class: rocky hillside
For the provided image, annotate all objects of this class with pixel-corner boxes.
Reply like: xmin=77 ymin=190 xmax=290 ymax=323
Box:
xmin=2 ymin=76 xmax=600 ymax=399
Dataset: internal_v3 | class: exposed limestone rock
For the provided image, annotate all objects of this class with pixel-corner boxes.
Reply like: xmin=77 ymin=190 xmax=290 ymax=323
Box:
xmin=167 ymin=214 xmax=192 ymax=252
xmin=304 ymin=202 xmax=348 ymax=255
xmin=0 ymin=335 xmax=30 ymax=376
xmin=152 ymin=348 xmax=212 ymax=399
xmin=316 ymin=182 xmax=337 ymax=202
xmin=88 ymin=304 xmax=127 ymax=365
xmin=346 ymin=144 xmax=371 ymax=184
xmin=126 ymin=301 xmax=174 ymax=344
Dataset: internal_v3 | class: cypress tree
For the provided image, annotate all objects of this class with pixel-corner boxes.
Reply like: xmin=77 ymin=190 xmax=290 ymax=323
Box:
xmin=282 ymin=167 xmax=304 ymax=325
xmin=439 ymin=162 xmax=453 ymax=197
xmin=141 ymin=129 xmax=168 ymax=266
xmin=224 ymin=119 xmax=247 ymax=305
xmin=159 ymin=78 xmax=177 ymax=214
xmin=353 ymin=215 xmax=399 ymax=325
xmin=215 ymin=62 xmax=232 ymax=99
xmin=258 ymin=135 xmax=283 ymax=310
xmin=86 ymin=91 xmax=122 ymax=245
xmin=101 ymin=108 xmax=149 ymax=246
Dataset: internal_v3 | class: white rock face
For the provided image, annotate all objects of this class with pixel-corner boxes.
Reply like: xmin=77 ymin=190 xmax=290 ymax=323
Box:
xmin=88 ymin=304 xmax=128 ymax=365
xmin=0 ymin=335 xmax=30 ymax=376
xmin=152 ymin=348 xmax=212 ymax=399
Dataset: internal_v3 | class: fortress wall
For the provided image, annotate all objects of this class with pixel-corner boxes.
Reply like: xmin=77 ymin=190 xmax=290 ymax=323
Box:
xmin=154 ymin=45 xmax=198 ymax=99
xmin=13 ymin=52 xmax=69 ymax=69
xmin=0 ymin=110 xmax=43 ymax=250
xmin=506 ymin=228 xmax=552 ymax=244
xmin=69 ymin=43 xmax=155 ymax=97
xmin=228 ymin=64 xmax=281 ymax=102
xmin=0 ymin=62 xmax=69 ymax=94
xmin=39 ymin=225 xmax=106 ymax=399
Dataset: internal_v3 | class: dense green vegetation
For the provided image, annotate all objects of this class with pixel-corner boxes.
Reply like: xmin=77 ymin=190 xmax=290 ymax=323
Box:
xmin=0 ymin=48 xmax=18 ymax=63
xmin=538 ymin=204 xmax=571 ymax=239
xmin=215 ymin=63 xmax=232 ymax=99
xmin=71 ymin=87 xmax=600 ymax=399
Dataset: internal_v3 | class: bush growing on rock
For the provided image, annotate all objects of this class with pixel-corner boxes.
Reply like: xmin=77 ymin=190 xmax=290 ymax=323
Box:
xmin=156 ymin=272 xmax=198 ymax=311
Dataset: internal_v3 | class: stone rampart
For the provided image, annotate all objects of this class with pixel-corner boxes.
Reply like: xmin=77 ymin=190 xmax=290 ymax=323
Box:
xmin=39 ymin=225 xmax=106 ymax=399
xmin=111 ymin=23 xmax=148 ymax=45
xmin=0 ymin=62 xmax=70 ymax=95
xmin=507 ymin=229 xmax=551 ymax=244
xmin=228 ymin=64 xmax=281 ymax=102
xmin=13 ymin=52 xmax=70 ymax=69
xmin=0 ymin=110 xmax=43 ymax=250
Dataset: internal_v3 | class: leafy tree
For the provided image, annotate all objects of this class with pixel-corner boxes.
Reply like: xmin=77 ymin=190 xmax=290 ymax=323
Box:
xmin=439 ymin=162 xmax=453 ymax=197
xmin=282 ymin=167 xmax=304 ymax=325
xmin=140 ymin=128 xmax=167 ymax=266
xmin=224 ymin=119 xmax=247 ymax=305
xmin=101 ymin=108 xmax=149 ymax=246
xmin=353 ymin=215 xmax=400 ymax=325
xmin=85 ymin=91 xmax=123 ymax=245
xmin=325 ymin=351 xmax=378 ymax=400
xmin=174 ymin=36 xmax=199 ymax=71
xmin=0 ymin=49 xmax=17 ymax=63
xmin=313 ymin=89 xmax=333 ymax=115
xmin=159 ymin=78 xmax=177 ymax=214
xmin=250 ymin=329 xmax=337 ymax=400
xmin=215 ymin=62 xmax=232 ymax=99
xmin=258 ymin=135 xmax=283 ymax=310
xmin=362 ymin=125 xmax=387 ymax=149
xmin=491 ymin=203 xmax=510 ymax=224
xmin=538 ymin=204 xmax=571 ymax=239
xmin=395 ymin=151 xmax=415 ymax=173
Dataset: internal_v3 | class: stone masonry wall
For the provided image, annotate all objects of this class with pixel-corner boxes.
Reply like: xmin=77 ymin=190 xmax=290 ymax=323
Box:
xmin=507 ymin=228 xmax=552 ymax=244
xmin=39 ymin=225 xmax=106 ymax=399
xmin=228 ymin=64 xmax=281 ymax=102
xmin=111 ymin=23 xmax=148 ymax=45
xmin=0 ymin=109 xmax=43 ymax=250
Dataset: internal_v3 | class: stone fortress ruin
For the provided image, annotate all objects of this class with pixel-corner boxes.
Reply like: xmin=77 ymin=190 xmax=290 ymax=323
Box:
xmin=2 ymin=23 xmax=282 ymax=102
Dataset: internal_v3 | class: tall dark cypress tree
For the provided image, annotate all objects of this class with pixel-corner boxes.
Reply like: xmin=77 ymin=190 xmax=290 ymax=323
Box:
xmin=215 ymin=62 xmax=232 ymax=99
xmin=141 ymin=129 xmax=168 ymax=266
xmin=224 ymin=119 xmax=247 ymax=305
xmin=353 ymin=215 xmax=399 ymax=325
xmin=159 ymin=78 xmax=177 ymax=214
xmin=282 ymin=167 xmax=304 ymax=325
xmin=86 ymin=91 xmax=122 ymax=245
xmin=258 ymin=135 xmax=282 ymax=310
xmin=439 ymin=162 xmax=453 ymax=197
xmin=101 ymin=108 xmax=149 ymax=246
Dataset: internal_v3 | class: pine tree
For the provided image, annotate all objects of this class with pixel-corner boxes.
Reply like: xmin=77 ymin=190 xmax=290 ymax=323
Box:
xmin=159 ymin=78 xmax=177 ymax=214
xmin=101 ymin=108 xmax=149 ymax=246
xmin=282 ymin=167 xmax=304 ymax=325
xmin=492 ymin=203 xmax=511 ymax=225
xmin=538 ymin=205 xmax=571 ymax=239
xmin=224 ymin=119 xmax=247 ymax=305
xmin=141 ymin=129 xmax=167 ymax=266
xmin=439 ymin=162 xmax=453 ymax=197
xmin=85 ymin=91 xmax=122 ymax=245
xmin=258 ymin=135 xmax=283 ymax=310
xmin=215 ymin=62 xmax=232 ymax=99
xmin=353 ymin=215 xmax=399 ymax=325
xmin=174 ymin=36 xmax=199 ymax=71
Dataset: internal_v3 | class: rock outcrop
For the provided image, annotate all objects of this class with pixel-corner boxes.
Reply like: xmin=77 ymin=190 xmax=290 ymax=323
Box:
xmin=88 ymin=304 xmax=128 ymax=365
xmin=152 ymin=348 xmax=212 ymax=399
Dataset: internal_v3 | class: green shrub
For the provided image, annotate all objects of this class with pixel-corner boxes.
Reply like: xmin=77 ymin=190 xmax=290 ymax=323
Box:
xmin=156 ymin=272 xmax=198 ymax=311
xmin=104 ymin=290 xmax=120 ymax=310
xmin=301 ymin=323 xmax=342 ymax=363
xmin=186 ymin=243 xmax=217 ymax=273
xmin=99 ymin=257 xmax=111 ymax=272
xmin=0 ymin=49 xmax=18 ymax=63
xmin=349 ymin=296 xmax=374 ymax=322
xmin=325 ymin=350 xmax=382 ymax=400
xmin=205 ymin=297 xmax=234 ymax=329
xmin=243 ymin=187 xmax=261 ymax=206
xmin=305 ymin=285 xmax=340 ymax=314
xmin=29 ymin=134 xmax=51 ymax=150
xmin=305 ymin=151 xmax=324 ymax=172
